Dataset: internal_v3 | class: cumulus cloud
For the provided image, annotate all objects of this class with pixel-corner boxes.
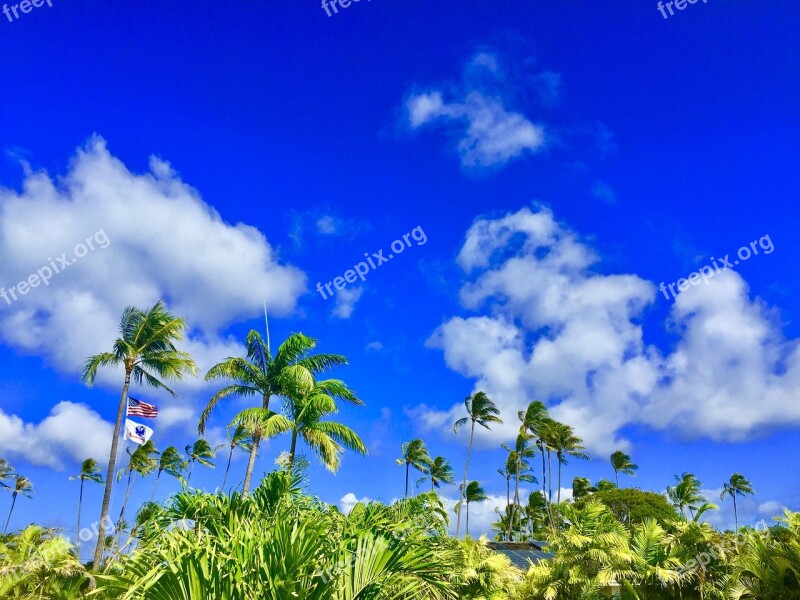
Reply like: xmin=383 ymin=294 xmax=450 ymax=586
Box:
xmin=0 ymin=401 xmax=113 ymax=469
xmin=340 ymin=492 xmax=371 ymax=514
xmin=0 ymin=137 xmax=306 ymax=377
xmin=415 ymin=206 xmax=800 ymax=455
xmin=404 ymin=52 xmax=547 ymax=168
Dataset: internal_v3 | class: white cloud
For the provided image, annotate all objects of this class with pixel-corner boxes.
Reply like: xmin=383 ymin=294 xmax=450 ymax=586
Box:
xmin=340 ymin=492 xmax=371 ymax=514
xmin=365 ymin=341 xmax=383 ymax=352
xmin=404 ymin=52 xmax=547 ymax=168
xmin=0 ymin=401 xmax=113 ymax=469
xmin=757 ymin=500 xmax=787 ymax=517
xmin=440 ymin=493 xmax=507 ymax=538
xmin=415 ymin=206 xmax=800 ymax=455
xmin=332 ymin=287 xmax=364 ymax=319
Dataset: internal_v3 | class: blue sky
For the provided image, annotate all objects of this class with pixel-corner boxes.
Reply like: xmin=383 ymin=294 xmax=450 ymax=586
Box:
xmin=1 ymin=0 xmax=798 ymax=547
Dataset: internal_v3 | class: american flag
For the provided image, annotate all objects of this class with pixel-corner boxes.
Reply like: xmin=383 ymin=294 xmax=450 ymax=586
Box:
xmin=127 ymin=397 xmax=158 ymax=419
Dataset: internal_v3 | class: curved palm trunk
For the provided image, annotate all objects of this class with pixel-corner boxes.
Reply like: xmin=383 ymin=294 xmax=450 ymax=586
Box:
xmin=242 ymin=436 xmax=260 ymax=495
xmin=3 ymin=493 xmax=17 ymax=535
xmin=556 ymin=453 xmax=563 ymax=524
xmin=539 ymin=440 xmax=548 ymax=513
xmin=221 ymin=447 xmax=234 ymax=491
xmin=93 ymin=370 xmax=131 ymax=568
xmin=150 ymin=471 xmax=162 ymax=502
xmin=76 ymin=480 xmax=84 ymax=554
xmin=504 ymin=477 xmax=511 ymax=541
xmin=455 ymin=421 xmax=475 ymax=538
xmin=405 ymin=462 xmax=410 ymax=498
xmin=733 ymin=494 xmax=738 ymax=530
xmin=187 ymin=461 xmax=196 ymax=487
xmin=510 ymin=455 xmax=523 ymax=541
xmin=242 ymin=393 xmax=271 ymax=496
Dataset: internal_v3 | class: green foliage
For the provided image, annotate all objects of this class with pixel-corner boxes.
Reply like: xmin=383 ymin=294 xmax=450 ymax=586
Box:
xmin=575 ymin=488 xmax=680 ymax=526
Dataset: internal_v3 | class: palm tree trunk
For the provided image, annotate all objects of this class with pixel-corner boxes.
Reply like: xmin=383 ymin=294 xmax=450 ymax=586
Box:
xmin=3 ymin=493 xmax=17 ymax=534
xmin=187 ymin=461 xmax=195 ymax=487
xmin=466 ymin=501 xmax=470 ymax=537
xmin=733 ymin=494 xmax=738 ymax=530
xmin=615 ymin=470 xmax=619 ymax=488
xmin=405 ymin=463 xmax=410 ymax=498
xmin=93 ymin=370 xmax=131 ymax=568
xmin=76 ymin=480 xmax=84 ymax=554
xmin=455 ymin=421 xmax=475 ymax=538
xmin=505 ymin=477 xmax=511 ymax=541
xmin=431 ymin=478 xmax=435 ymax=492
xmin=556 ymin=453 xmax=563 ymax=524
xmin=539 ymin=440 xmax=547 ymax=512
xmin=150 ymin=471 xmax=161 ymax=502
xmin=242 ymin=436 xmax=260 ymax=495
xmin=288 ymin=429 xmax=299 ymax=471
xmin=221 ymin=447 xmax=234 ymax=491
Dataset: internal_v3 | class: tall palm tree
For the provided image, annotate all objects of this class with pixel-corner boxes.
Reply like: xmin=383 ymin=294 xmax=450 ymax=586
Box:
xmin=82 ymin=300 xmax=197 ymax=567
xmin=503 ymin=429 xmax=537 ymax=541
xmin=426 ymin=456 xmax=455 ymax=491
xmin=228 ymin=407 xmax=292 ymax=485
xmin=0 ymin=457 xmax=13 ymax=487
xmin=201 ymin=330 xmax=349 ymax=495
xmin=462 ymin=480 xmax=488 ymax=537
xmin=519 ymin=401 xmax=552 ymax=522
xmin=610 ymin=450 xmax=638 ymax=487
xmin=396 ymin=439 xmax=432 ymax=497
xmin=3 ymin=475 xmax=33 ymax=534
xmin=721 ymin=472 xmax=755 ymax=530
xmin=453 ymin=391 xmax=502 ymax=538
xmin=115 ymin=441 xmax=158 ymax=546
xmin=572 ymin=476 xmax=594 ymax=500
xmin=69 ymin=458 xmax=103 ymax=554
xmin=547 ymin=421 xmax=588 ymax=508
xmin=282 ymin=367 xmax=367 ymax=473
xmin=185 ymin=439 xmax=217 ymax=486
xmin=668 ymin=472 xmax=704 ymax=519
xmin=220 ymin=424 xmax=253 ymax=491
xmin=151 ymin=446 xmax=187 ymax=501
xmin=498 ymin=455 xmax=515 ymax=519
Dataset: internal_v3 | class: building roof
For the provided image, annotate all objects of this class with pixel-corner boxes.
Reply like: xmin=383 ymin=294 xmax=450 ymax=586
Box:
xmin=486 ymin=541 xmax=554 ymax=569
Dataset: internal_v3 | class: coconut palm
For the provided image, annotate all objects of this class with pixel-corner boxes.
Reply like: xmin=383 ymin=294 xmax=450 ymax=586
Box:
xmin=453 ymin=391 xmax=503 ymax=538
xmin=281 ymin=367 xmax=367 ymax=474
xmin=460 ymin=480 xmax=488 ymax=537
xmin=668 ymin=472 xmax=704 ymax=520
xmin=547 ymin=421 xmax=588 ymax=508
xmin=151 ymin=446 xmax=187 ymax=501
xmin=82 ymin=300 xmax=198 ymax=567
xmin=498 ymin=455 xmax=515 ymax=520
xmin=185 ymin=439 xmax=217 ymax=486
xmin=572 ymin=476 xmax=594 ymax=500
xmin=3 ymin=475 xmax=33 ymax=535
xmin=503 ymin=429 xmax=538 ymax=541
xmin=610 ymin=450 xmax=639 ymax=488
xmin=519 ymin=401 xmax=553 ymax=521
xmin=220 ymin=424 xmax=253 ymax=491
xmin=69 ymin=458 xmax=103 ymax=554
xmin=201 ymin=330 xmax=349 ymax=495
xmin=396 ymin=439 xmax=432 ymax=497
xmin=425 ymin=456 xmax=455 ymax=492
xmin=116 ymin=440 xmax=159 ymax=546
xmin=721 ymin=472 xmax=755 ymax=530
xmin=228 ymin=407 xmax=292 ymax=482
xmin=0 ymin=458 xmax=12 ymax=487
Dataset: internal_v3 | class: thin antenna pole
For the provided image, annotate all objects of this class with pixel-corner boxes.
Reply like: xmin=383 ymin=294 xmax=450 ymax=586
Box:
xmin=263 ymin=301 xmax=270 ymax=353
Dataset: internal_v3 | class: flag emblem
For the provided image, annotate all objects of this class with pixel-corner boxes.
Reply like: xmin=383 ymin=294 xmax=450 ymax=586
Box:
xmin=127 ymin=397 xmax=158 ymax=418
xmin=124 ymin=419 xmax=154 ymax=445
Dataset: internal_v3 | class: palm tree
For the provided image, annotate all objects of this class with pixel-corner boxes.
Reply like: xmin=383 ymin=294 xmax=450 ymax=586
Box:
xmin=281 ymin=367 xmax=367 ymax=473
xmin=596 ymin=479 xmax=617 ymax=491
xmin=547 ymin=421 xmax=588 ymax=508
xmin=462 ymin=480 xmax=488 ymax=537
xmin=116 ymin=441 xmax=158 ymax=547
xmin=426 ymin=456 xmax=455 ymax=491
xmin=0 ymin=457 xmax=13 ymax=487
xmin=667 ymin=472 xmax=704 ymax=519
xmin=201 ymin=330 xmax=349 ymax=495
xmin=453 ymin=391 xmax=502 ymax=538
xmin=497 ymin=455 xmax=514 ymax=519
xmin=220 ymin=424 xmax=253 ymax=491
xmin=610 ymin=450 xmax=638 ymax=487
xmin=3 ymin=475 xmax=33 ymax=534
xmin=82 ymin=300 xmax=197 ymax=567
xmin=519 ymin=401 xmax=552 ymax=522
xmin=503 ymin=429 xmax=537 ymax=541
xmin=572 ymin=476 xmax=594 ymax=500
xmin=185 ymin=439 xmax=217 ymax=486
xmin=151 ymin=446 xmax=186 ymax=501
xmin=721 ymin=472 xmax=755 ymax=530
xmin=396 ymin=439 xmax=432 ymax=497
xmin=69 ymin=458 xmax=103 ymax=554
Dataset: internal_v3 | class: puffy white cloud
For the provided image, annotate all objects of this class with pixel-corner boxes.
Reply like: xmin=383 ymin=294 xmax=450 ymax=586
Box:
xmin=339 ymin=492 xmax=371 ymax=514
xmin=0 ymin=401 xmax=113 ymax=469
xmin=404 ymin=52 xmax=547 ymax=168
xmin=415 ymin=206 xmax=800 ymax=455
